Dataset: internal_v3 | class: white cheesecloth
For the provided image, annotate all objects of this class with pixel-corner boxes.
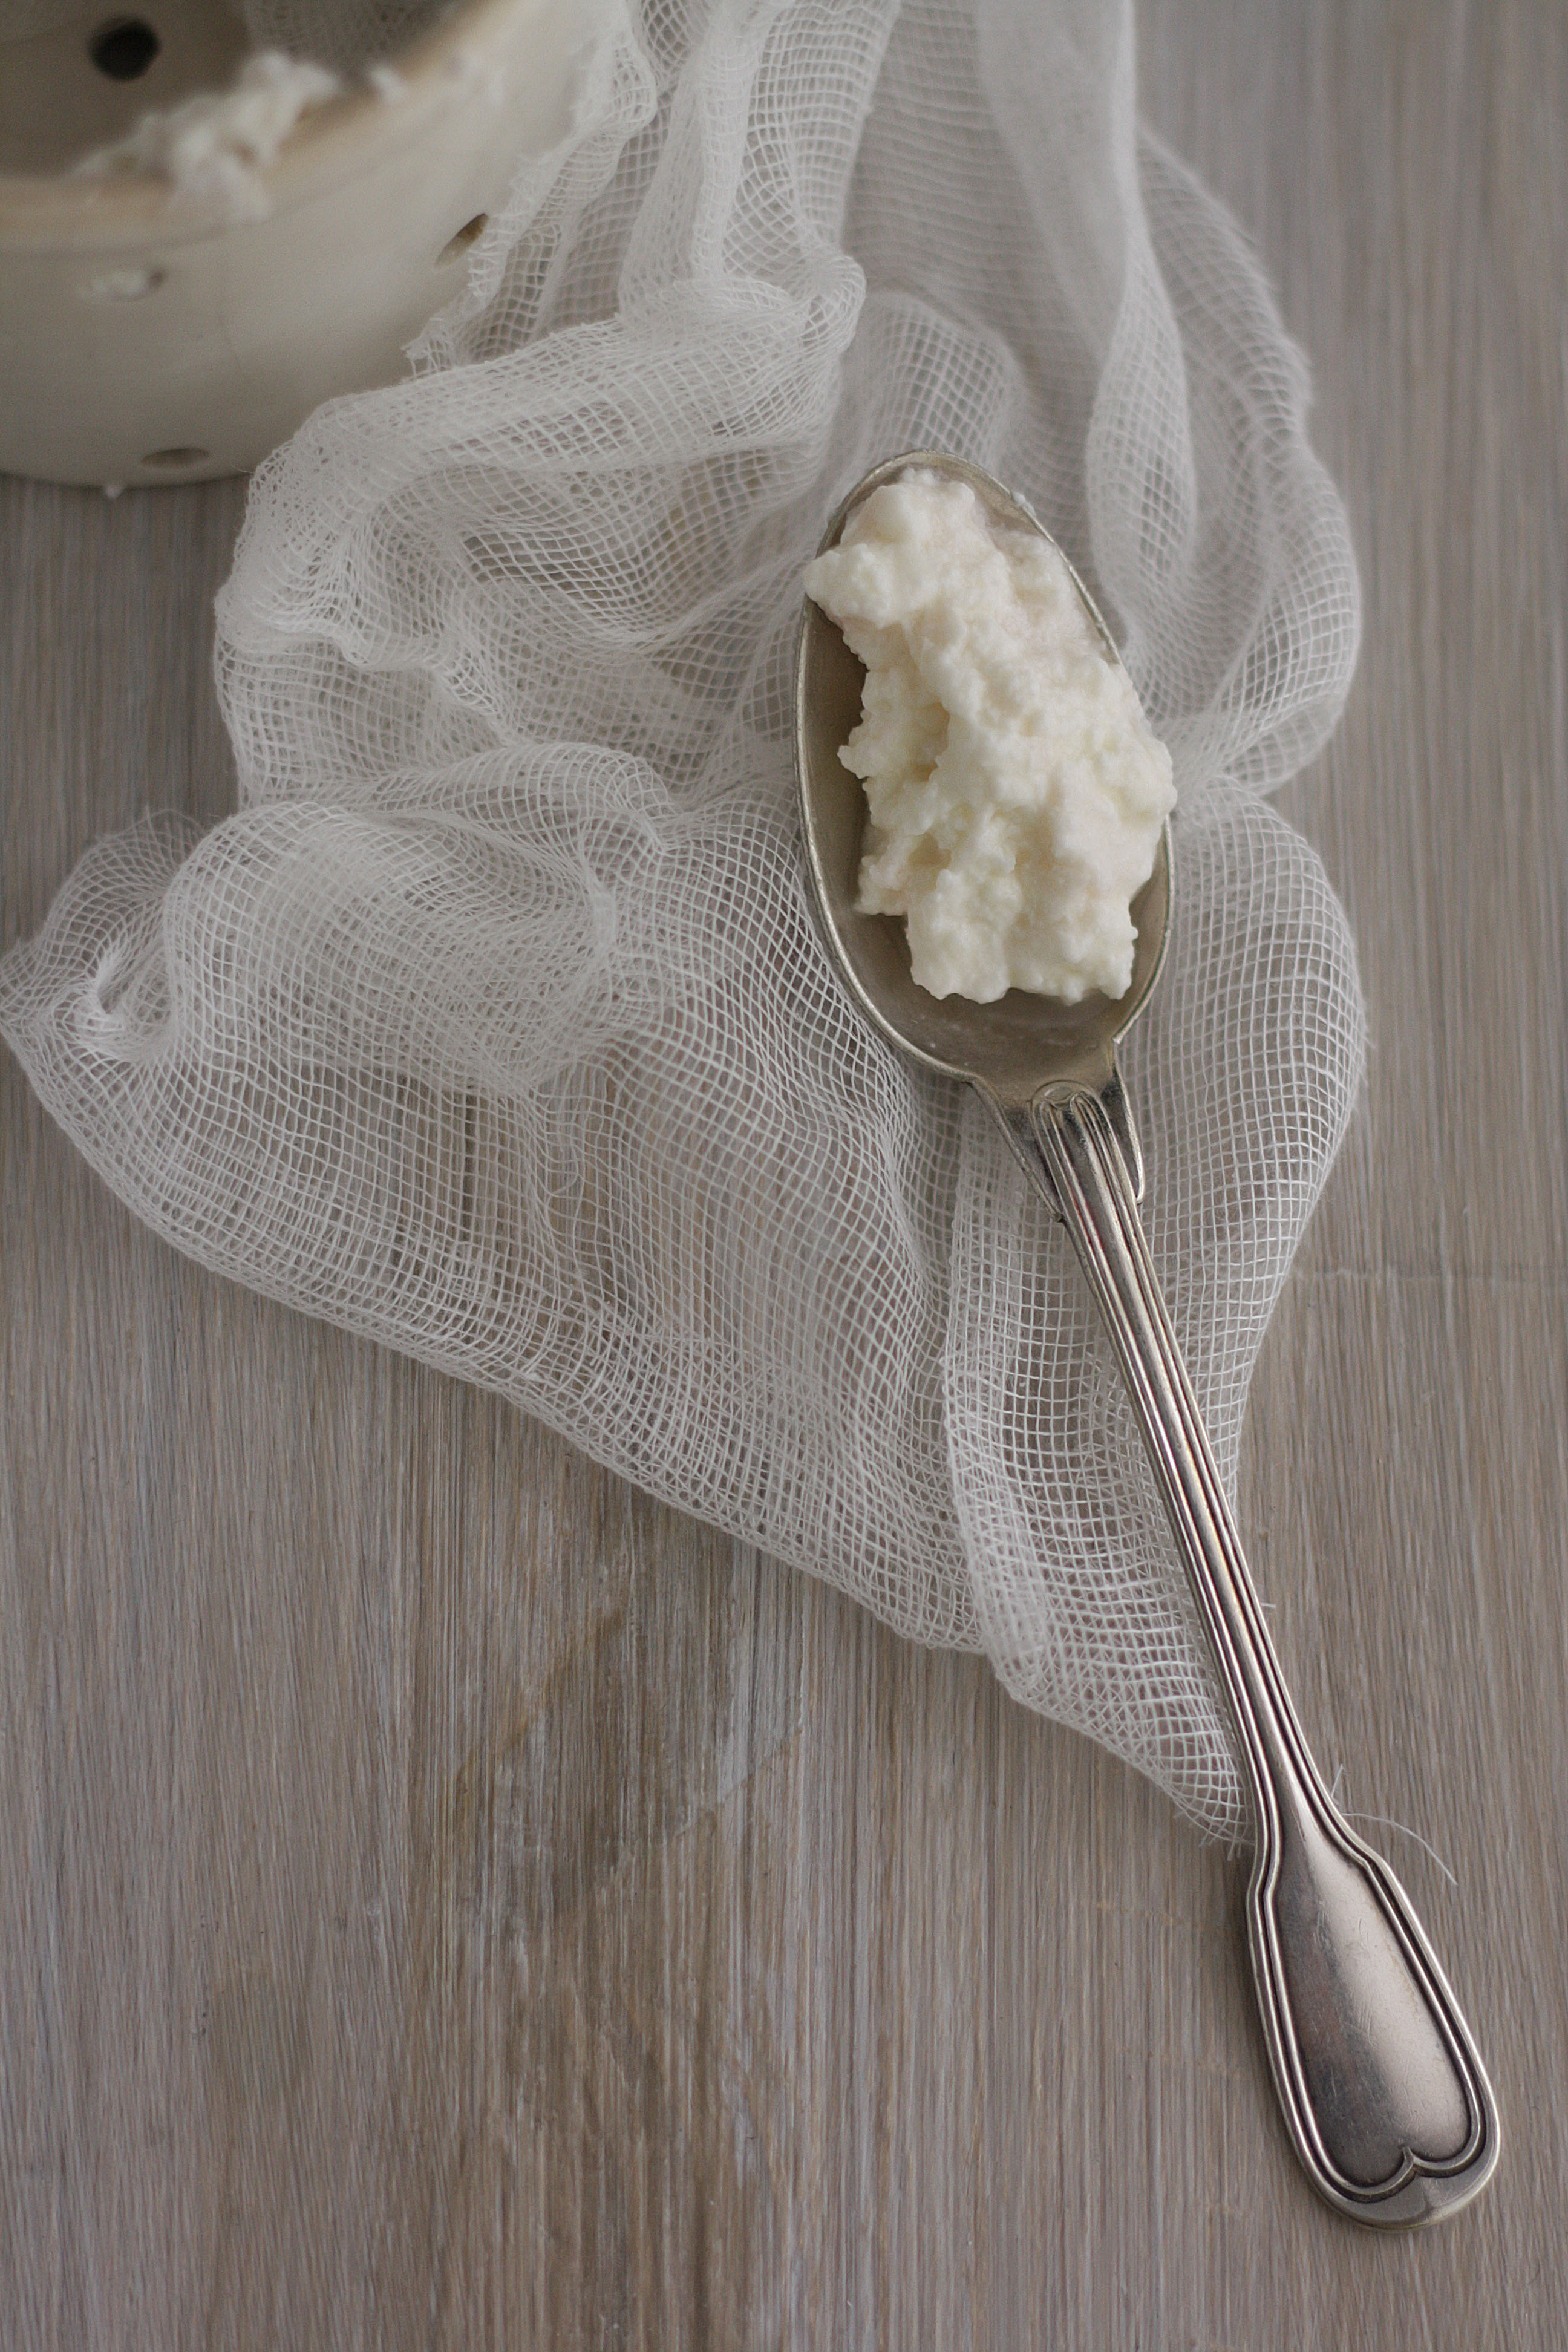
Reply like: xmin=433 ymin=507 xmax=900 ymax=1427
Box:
xmin=0 ymin=0 xmax=1365 ymax=1840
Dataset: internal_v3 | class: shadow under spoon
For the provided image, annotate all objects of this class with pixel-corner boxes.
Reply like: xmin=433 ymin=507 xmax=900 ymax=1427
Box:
xmin=793 ymin=447 xmax=1500 ymax=2229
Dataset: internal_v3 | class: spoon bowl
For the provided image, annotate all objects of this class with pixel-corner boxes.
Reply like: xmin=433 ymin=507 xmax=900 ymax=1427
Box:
xmin=795 ymin=448 xmax=1169 ymax=1116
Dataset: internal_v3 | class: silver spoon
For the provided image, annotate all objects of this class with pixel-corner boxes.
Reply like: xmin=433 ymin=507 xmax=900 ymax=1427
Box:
xmin=794 ymin=448 xmax=1499 ymax=2227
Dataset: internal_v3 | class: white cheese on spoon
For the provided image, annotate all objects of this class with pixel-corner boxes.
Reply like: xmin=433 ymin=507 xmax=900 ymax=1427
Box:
xmin=803 ymin=468 xmax=1175 ymax=1005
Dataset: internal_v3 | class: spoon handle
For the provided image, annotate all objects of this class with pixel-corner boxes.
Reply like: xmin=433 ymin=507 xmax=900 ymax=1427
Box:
xmin=1002 ymin=1076 xmax=1500 ymax=2227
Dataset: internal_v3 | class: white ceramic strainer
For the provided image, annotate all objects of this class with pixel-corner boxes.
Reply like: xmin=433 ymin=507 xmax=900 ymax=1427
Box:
xmin=0 ymin=0 xmax=611 ymax=485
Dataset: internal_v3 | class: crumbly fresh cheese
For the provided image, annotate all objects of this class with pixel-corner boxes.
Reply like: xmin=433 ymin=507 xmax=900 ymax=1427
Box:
xmin=803 ymin=471 xmax=1175 ymax=1005
xmin=72 ymin=53 xmax=341 ymax=223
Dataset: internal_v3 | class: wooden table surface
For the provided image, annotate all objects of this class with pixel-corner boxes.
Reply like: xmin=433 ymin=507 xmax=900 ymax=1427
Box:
xmin=4 ymin=5 xmax=1566 ymax=2344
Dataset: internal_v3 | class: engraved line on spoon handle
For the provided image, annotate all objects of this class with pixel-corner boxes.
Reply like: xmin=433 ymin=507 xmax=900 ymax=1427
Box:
xmin=998 ymin=1077 xmax=1499 ymax=2228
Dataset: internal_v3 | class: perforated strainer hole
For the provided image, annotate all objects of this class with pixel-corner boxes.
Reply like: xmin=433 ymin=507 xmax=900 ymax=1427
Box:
xmin=89 ymin=16 xmax=161 ymax=80
xmin=140 ymin=446 xmax=209 ymax=469
xmin=84 ymin=265 xmax=166 ymax=301
xmin=437 ymin=214 xmax=488 ymax=266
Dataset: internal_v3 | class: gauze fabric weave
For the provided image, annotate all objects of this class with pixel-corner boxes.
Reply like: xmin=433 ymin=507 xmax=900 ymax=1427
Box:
xmin=0 ymin=0 xmax=1365 ymax=1840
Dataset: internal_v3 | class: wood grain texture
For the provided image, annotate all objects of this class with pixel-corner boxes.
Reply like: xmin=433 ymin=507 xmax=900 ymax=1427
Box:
xmin=2 ymin=4 xmax=1566 ymax=2343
